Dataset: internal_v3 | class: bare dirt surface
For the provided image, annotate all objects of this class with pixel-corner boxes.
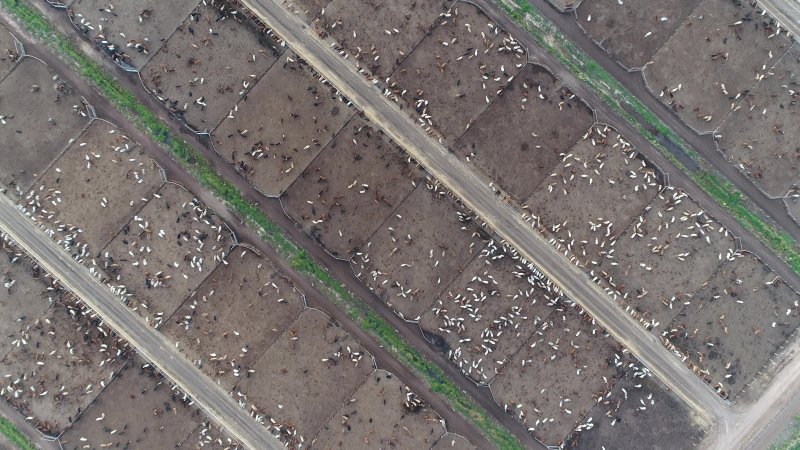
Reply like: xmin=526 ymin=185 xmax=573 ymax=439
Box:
xmin=59 ymin=358 xmax=201 ymax=450
xmin=386 ymin=2 xmax=526 ymax=143
xmin=142 ymin=0 xmax=280 ymax=132
xmin=718 ymin=43 xmax=800 ymax=198
xmin=317 ymin=0 xmax=445 ymax=80
xmin=599 ymin=187 xmax=736 ymax=333
xmin=211 ymin=52 xmax=353 ymax=196
xmin=0 ymin=57 xmax=90 ymax=194
xmin=419 ymin=242 xmax=561 ymax=384
xmin=546 ymin=0 xmax=582 ymax=12
xmin=310 ymin=369 xmax=447 ymax=449
xmin=94 ymin=182 xmax=234 ymax=327
xmin=0 ymin=297 xmax=129 ymax=435
xmin=431 ymin=432 xmax=476 ymax=450
xmin=490 ymin=302 xmax=623 ymax=446
xmin=453 ymin=64 xmax=593 ymax=201
xmin=161 ymin=248 xmax=304 ymax=390
xmin=525 ymin=125 xmax=660 ymax=270
xmin=575 ymin=0 xmax=703 ymax=69
xmin=178 ymin=421 xmax=240 ymax=449
xmin=20 ymin=120 xmax=163 ymax=260
xmin=567 ymin=368 xmax=706 ymax=449
xmin=67 ymin=0 xmax=201 ymax=69
xmin=234 ymin=309 xmax=372 ymax=447
xmin=0 ymin=23 xmax=21 ymax=82
xmin=644 ymin=0 xmax=794 ymax=133
xmin=282 ymin=116 xmax=425 ymax=258
xmin=352 ymin=184 xmax=485 ymax=321
xmin=666 ymin=252 xmax=800 ymax=398
xmin=279 ymin=0 xmax=331 ymax=23
xmin=0 ymin=238 xmax=56 ymax=350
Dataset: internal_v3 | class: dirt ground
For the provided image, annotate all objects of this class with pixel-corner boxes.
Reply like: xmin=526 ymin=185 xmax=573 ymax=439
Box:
xmin=644 ymin=0 xmax=794 ymax=133
xmin=567 ymin=367 xmax=706 ymax=449
xmin=666 ymin=252 xmax=800 ymax=398
xmin=0 ymin=23 xmax=21 ymax=82
xmin=282 ymin=117 xmax=426 ymax=258
xmin=598 ymin=187 xmax=736 ymax=333
xmin=161 ymin=248 xmax=304 ymax=390
xmin=419 ymin=242 xmax=561 ymax=384
xmin=575 ymin=0 xmax=702 ymax=69
xmin=59 ymin=358 xmax=202 ymax=450
xmin=94 ymin=183 xmax=234 ymax=327
xmin=317 ymin=0 xmax=445 ymax=80
xmin=431 ymin=432 xmax=475 ymax=450
xmin=211 ymin=52 xmax=353 ymax=196
xmin=386 ymin=2 xmax=526 ymax=143
xmin=0 ymin=57 xmax=90 ymax=194
xmin=234 ymin=309 xmax=372 ymax=447
xmin=142 ymin=0 xmax=281 ymax=132
xmin=490 ymin=302 xmax=623 ymax=446
xmin=178 ymin=421 xmax=240 ymax=449
xmin=68 ymin=0 xmax=200 ymax=69
xmin=352 ymin=184 xmax=486 ymax=321
xmin=454 ymin=64 xmax=594 ymax=201
xmin=21 ymin=120 xmax=163 ymax=259
xmin=279 ymin=0 xmax=331 ymax=23
xmin=310 ymin=369 xmax=446 ymax=449
xmin=0 ymin=297 xmax=129 ymax=435
xmin=717 ymin=43 xmax=800 ymax=198
xmin=0 ymin=239 xmax=56 ymax=351
xmin=525 ymin=125 xmax=661 ymax=270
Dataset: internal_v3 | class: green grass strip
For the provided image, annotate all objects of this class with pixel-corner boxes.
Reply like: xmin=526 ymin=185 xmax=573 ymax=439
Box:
xmin=0 ymin=416 xmax=35 ymax=450
xmin=770 ymin=416 xmax=800 ymax=450
xmin=496 ymin=0 xmax=800 ymax=275
xmin=0 ymin=1 xmax=522 ymax=448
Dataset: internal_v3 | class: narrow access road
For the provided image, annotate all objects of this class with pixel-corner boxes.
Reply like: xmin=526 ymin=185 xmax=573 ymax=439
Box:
xmin=0 ymin=195 xmax=283 ymax=450
xmin=243 ymin=0 xmax=729 ymax=430
xmin=760 ymin=0 xmax=800 ymax=40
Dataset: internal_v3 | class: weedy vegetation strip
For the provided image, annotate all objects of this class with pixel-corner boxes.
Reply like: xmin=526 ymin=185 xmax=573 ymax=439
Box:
xmin=0 ymin=415 xmax=35 ymax=450
xmin=0 ymin=1 xmax=521 ymax=448
xmin=496 ymin=0 xmax=800 ymax=274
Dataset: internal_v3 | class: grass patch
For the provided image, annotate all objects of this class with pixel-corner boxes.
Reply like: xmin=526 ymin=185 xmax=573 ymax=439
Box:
xmin=770 ymin=416 xmax=800 ymax=450
xmin=496 ymin=0 xmax=800 ymax=275
xmin=0 ymin=416 xmax=35 ymax=450
xmin=0 ymin=1 xmax=522 ymax=448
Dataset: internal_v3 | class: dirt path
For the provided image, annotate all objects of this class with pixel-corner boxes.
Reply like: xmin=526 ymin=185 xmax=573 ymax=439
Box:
xmin=1 ymin=5 xmax=537 ymax=449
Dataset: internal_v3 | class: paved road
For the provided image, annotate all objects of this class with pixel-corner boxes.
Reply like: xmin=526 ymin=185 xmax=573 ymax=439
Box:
xmin=0 ymin=195 xmax=282 ymax=450
xmin=244 ymin=0 xmax=729 ymax=429
xmin=760 ymin=0 xmax=800 ymax=40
